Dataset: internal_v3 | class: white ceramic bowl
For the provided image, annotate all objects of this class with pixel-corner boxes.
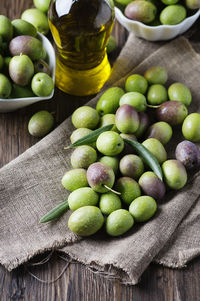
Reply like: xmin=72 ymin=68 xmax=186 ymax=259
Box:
xmin=0 ymin=32 xmax=56 ymax=113
xmin=115 ymin=7 xmax=200 ymax=41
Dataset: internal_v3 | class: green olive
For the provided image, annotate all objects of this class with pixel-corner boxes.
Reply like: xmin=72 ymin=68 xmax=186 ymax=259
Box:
xmin=168 ymin=82 xmax=192 ymax=106
xmin=72 ymin=106 xmax=99 ymax=129
xmin=0 ymin=73 xmax=12 ymax=98
xmin=99 ymin=192 xmax=122 ymax=215
xmin=125 ymin=74 xmax=148 ymax=95
xmin=62 ymin=168 xmax=88 ymax=191
xmin=129 ymin=196 xmax=157 ymax=222
xmin=160 ymin=5 xmax=187 ymax=25
xmin=147 ymin=84 xmax=168 ymax=105
xmin=28 ymin=110 xmax=54 ymax=137
xmin=68 ymin=206 xmax=104 ymax=236
xmin=106 ymin=209 xmax=134 ymax=236
xmin=182 ymin=113 xmax=200 ymax=142
xmin=0 ymin=15 xmax=13 ymax=41
xmin=68 ymin=187 xmax=99 ymax=211
xmin=119 ymin=92 xmax=147 ymax=112
xmin=144 ymin=66 xmax=168 ymax=85
xmin=162 ymin=160 xmax=187 ymax=190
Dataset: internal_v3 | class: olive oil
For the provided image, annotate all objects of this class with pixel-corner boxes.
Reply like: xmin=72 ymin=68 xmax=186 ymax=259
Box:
xmin=49 ymin=0 xmax=115 ymax=96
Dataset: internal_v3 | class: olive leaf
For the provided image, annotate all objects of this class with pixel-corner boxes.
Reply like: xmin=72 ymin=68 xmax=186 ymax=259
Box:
xmin=123 ymin=138 xmax=163 ymax=181
xmin=39 ymin=201 xmax=69 ymax=223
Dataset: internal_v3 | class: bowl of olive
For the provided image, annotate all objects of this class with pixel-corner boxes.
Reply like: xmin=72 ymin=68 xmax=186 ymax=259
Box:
xmin=0 ymin=15 xmax=55 ymax=113
xmin=115 ymin=0 xmax=200 ymax=41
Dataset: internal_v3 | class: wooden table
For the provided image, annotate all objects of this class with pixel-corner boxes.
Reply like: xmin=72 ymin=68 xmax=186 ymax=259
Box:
xmin=0 ymin=1 xmax=200 ymax=300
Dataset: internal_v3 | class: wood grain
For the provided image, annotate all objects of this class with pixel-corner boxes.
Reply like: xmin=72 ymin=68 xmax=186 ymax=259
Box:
xmin=0 ymin=1 xmax=200 ymax=300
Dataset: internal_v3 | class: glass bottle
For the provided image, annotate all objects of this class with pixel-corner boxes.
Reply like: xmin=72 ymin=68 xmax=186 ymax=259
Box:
xmin=48 ymin=0 xmax=115 ymax=96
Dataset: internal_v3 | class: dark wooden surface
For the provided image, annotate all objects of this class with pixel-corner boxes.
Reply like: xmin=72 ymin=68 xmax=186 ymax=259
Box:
xmin=0 ymin=1 xmax=200 ymax=300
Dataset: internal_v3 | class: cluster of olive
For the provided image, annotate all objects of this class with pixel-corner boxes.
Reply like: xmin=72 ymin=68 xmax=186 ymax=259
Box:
xmin=0 ymin=14 xmax=54 ymax=99
xmin=115 ymin=0 xmax=200 ymax=26
xmin=58 ymin=66 xmax=200 ymax=238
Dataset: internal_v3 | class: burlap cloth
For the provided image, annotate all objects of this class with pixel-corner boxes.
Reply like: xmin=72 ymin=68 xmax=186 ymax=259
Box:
xmin=0 ymin=34 xmax=200 ymax=285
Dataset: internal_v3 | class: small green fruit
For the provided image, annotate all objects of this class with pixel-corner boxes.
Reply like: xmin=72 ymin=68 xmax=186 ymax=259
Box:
xmin=99 ymin=113 xmax=118 ymax=132
xmin=96 ymin=131 xmax=124 ymax=156
xmin=98 ymin=156 xmax=119 ymax=174
xmin=99 ymin=192 xmax=122 ymax=215
xmin=144 ymin=66 xmax=168 ymax=85
xmin=96 ymin=87 xmax=124 ymax=116
xmin=68 ymin=187 xmax=99 ymax=211
xmin=125 ymin=74 xmax=148 ymax=94
xmin=0 ymin=15 xmax=13 ymax=41
xmin=147 ymin=84 xmax=168 ymax=105
xmin=33 ymin=0 xmax=51 ymax=13
xmin=11 ymin=19 xmax=37 ymax=37
xmin=0 ymin=73 xmax=12 ymax=98
xmin=9 ymin=55 xmax=34 ymax=86
xmin=62 ymin=169 xmax=88 ymax=191
xmin=21 ymin=8 xmax=49 ymax=35
xmin=142 ymin=138 xmax=167 ymax=164
xmin=168 ymin=82 xmax=192 ymax=106
xmin=119 ymin=92 xmax=147 ymax=112
xmin=72 ymin=106 xmax=99 ymax=129
xmin=115 ymin=177 xmax=141 ymax=205
xmin=106 ymin=209 xmax=134 ymax=236
xmin=129 ymin=196 xmax=157 ymax=222
xmin=68 ymin=206 xmax=104 ymax=236
xmin=160 ymin=5 xmax=187 ymax=25
xmin=70 ymin=145 xmax=97 ymax=168
xmin=70 ymin=128 xmax=95 ymax=148
xmin=162 ymin=160 xmax=187 ymax=190
xmin=31 ymin=72 xmax=54 ymax=97
xmin=182 ymin=113 xmax=200 ymax=142
xmin=28 ymin=110 xmax=54 ymax=137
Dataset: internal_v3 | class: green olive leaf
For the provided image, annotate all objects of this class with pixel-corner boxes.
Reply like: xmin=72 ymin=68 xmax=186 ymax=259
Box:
xmin=64 ymin=124 xmax=114 ymax=149
xmin=123 ymin=138 xmax=163 ymax=181
xmin=39 ymin=200 xmax=69 ymax=223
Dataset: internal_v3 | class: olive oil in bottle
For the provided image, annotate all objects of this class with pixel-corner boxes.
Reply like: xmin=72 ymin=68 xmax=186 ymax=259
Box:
xmin=48 ymin=0 xmax=115 ymax=96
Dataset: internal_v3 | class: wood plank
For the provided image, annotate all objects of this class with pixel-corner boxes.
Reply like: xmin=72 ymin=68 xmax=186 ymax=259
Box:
xmin=0 ymin=1 xmax=200 ymax=300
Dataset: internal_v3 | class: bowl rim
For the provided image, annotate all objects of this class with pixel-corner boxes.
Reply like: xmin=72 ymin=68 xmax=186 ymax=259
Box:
xmin=0 ymin=32 xmax=56 ymax=103
xmin=115 ymin=6 xmax=200 ymax=29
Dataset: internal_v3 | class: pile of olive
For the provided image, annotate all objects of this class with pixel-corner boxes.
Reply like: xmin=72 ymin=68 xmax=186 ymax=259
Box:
xmin=115 ymin=0 xmax=200 ymax=26
xmin=0 ymin=14 xmax=54 ymax=99
xmin=40 ymin=65 xmax=200 ymax=238
xmin=22 ymin=0 xmax=50 ymax=35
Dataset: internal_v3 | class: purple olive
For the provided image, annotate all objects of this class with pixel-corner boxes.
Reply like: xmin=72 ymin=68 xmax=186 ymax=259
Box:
xmin=156 ymin=101 xmax=188 ymax=126
xmin=175 ymin=140 xmax=200 ymax=170
xmin=138 ymin=171 xmax=166 ymax=201
xmin=134 ymin=112 xmax=150 ymax=139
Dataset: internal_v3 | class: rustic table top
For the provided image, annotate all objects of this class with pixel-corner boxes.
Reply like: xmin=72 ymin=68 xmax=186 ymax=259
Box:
xmin=1 ymin=1 xmax=200 ymax=300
